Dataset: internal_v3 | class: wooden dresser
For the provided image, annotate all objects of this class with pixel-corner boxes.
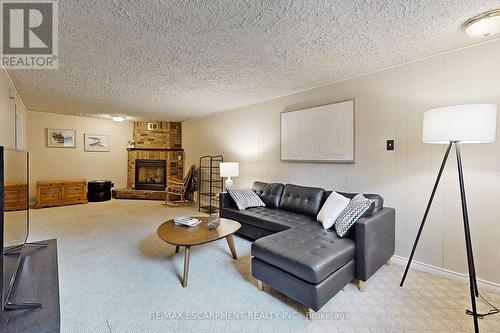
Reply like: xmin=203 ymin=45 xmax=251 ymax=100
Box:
xmin=4 ymin=183 xmax=29 ymax=211
xmin=35 ymin=179 xmax=88 ymax=209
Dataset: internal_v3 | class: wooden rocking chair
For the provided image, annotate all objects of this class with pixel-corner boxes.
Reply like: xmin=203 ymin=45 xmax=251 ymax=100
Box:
xmin=164 ymin=165 xmax=196 ymax=207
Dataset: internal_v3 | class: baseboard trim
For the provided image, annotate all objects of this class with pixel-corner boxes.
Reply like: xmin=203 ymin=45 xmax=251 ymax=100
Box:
xmin=392 ymin=255 xmax=500 ymax=294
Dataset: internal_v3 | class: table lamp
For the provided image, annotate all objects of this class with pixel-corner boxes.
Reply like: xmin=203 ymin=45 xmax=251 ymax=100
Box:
xmin=220 ymin=162 xmax=239 ymax=190
xmin=400 ymin=104 xmax=497 ymax=333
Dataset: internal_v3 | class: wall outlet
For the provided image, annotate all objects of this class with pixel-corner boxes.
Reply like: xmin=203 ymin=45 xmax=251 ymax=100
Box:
xmin=386 ymin=140 xmax=394 ymax=151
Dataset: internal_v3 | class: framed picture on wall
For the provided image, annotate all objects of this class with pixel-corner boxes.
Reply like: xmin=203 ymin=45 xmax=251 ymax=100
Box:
xmin=84 ymin=134 xmax=109 ymax=152
xmin=280 ymin=99 xmax=355 ymax=163
xmin=46 ymin=129 xmax=76 ymax=148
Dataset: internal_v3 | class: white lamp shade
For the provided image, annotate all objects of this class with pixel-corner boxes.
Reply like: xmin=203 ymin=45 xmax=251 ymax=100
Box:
xmin=220 ymin=162 xmax=239 ymax=177
xmin=422 ymin=104 xmax=497 ymax=144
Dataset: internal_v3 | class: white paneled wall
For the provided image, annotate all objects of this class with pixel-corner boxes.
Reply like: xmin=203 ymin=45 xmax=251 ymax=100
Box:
xmin=183 ymin=40 xmax=500 ymax=284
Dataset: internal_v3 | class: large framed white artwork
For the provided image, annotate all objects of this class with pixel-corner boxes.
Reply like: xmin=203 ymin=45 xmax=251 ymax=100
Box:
xmin=280 ymin=99 xmax=355 ymax=163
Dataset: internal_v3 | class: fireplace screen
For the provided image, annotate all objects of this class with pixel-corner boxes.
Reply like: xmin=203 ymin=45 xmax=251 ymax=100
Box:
xmin=135 ymin=159 xmax=166 ymax=191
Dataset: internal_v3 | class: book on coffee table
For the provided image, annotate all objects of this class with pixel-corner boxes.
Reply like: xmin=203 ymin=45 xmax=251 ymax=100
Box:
xmin=174 ymin=216 xmax=201 ymax=227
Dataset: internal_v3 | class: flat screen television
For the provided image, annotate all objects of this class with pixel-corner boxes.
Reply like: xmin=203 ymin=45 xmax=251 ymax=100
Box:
xmin=0 ymin=146 xmax=29 ymax=311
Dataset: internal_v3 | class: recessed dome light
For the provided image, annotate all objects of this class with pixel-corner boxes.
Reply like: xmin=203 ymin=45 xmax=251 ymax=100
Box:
xmin=462 ymin=9 xmax=500 ymax=37
xmin=112 ymin=116 xmax=125 ymax=122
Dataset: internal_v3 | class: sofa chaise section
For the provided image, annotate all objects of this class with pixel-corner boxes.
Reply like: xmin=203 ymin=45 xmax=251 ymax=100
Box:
xmin=251 ymin=223 xmax=355 ymax=284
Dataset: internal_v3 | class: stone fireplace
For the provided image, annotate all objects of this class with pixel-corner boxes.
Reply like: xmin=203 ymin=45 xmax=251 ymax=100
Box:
xmin=113 ymin=121 xmax=184 ymax=200
xmin=127 ymin=149 xmax=183 ymax=191
xmin=135 ymin=159 xmax=166 ymax=191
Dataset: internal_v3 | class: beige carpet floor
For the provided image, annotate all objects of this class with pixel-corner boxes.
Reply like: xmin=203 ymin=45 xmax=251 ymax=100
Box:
xmin=28 ymin=199 xmax=500 ymax=333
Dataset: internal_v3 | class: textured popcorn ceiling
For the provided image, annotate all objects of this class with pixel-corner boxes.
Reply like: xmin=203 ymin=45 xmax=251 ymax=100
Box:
xmin=8 ymin=0 xmax=500 ymax=121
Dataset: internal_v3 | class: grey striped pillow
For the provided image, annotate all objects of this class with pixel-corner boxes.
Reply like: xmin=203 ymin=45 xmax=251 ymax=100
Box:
xmin=335 ymin=194 xmax=374 ymax=237
xmin=227 ymin=188 xmax=265 ymax=211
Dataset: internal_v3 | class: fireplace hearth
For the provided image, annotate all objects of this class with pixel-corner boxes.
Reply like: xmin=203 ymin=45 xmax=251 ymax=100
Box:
xmin=135 ymin=159 xmax=167 ymax=191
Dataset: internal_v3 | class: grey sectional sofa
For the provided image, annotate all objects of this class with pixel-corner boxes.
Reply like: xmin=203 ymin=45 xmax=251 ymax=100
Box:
xmin=220 ymin=181 xmax=395 ymax=314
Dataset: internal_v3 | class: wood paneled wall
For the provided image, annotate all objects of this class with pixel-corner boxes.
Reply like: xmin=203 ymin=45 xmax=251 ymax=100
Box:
xmin=183 ymin=40 xmax=500 ymax=285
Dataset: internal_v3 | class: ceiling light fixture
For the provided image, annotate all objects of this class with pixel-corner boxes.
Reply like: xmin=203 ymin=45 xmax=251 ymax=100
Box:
xmin=112 ymin=116 xmax=125 ymax=122
xmin=462 ymin=9 xmax=500 ymax=37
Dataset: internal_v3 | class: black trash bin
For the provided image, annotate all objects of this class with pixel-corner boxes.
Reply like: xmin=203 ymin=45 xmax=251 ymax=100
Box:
xmin=88 ymin=180 xmax=113 ymax=202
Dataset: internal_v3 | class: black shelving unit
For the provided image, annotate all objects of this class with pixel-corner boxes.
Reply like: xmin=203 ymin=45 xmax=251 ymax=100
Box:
xmin=198 ymin=155 xmax=223 ymax=215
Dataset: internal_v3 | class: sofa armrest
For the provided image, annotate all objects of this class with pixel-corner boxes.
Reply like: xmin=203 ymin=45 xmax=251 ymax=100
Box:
xmin=219 ymin=192 xmax=236 ymax=214
xmin=354 ymin=207 xmax=395 ymax=281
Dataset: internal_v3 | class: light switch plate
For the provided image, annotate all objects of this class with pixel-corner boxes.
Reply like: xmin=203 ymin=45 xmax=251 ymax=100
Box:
xmin=386 ymin=140 xmax=394 ymax=151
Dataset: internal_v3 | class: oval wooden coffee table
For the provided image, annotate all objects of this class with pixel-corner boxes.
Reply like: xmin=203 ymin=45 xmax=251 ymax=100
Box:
xmin=157 ymin=217 xmax=241 ymax=287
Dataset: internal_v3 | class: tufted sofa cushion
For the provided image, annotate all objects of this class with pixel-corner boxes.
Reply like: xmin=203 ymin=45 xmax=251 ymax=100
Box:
xmin=252 ymin=181 xmax=284 ymax=209
xmin=278 ymin=184 xmax=325 ymax=217
xmin=251 ymin=222 xmax=355 ymax=284
xmin=222 ymin=206 xmax=314 ymax=233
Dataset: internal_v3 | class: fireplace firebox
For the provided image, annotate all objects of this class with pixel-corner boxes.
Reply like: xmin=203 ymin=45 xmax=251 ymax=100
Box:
xmin=135 ymin=159 xmax=167 ymax=191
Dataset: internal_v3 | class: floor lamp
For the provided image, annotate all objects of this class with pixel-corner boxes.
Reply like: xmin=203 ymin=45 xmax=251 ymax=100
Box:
xmin=400 ymin=104 xmax=497 ymax=333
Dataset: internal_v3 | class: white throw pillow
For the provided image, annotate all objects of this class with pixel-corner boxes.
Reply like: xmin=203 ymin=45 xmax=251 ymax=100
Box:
xmin=317 ymin=191 xmax=351 ymax=229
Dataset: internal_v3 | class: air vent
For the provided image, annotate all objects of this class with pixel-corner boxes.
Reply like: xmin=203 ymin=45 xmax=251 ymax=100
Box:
xmin=147 ymin=123 xmax=159 ymax=130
